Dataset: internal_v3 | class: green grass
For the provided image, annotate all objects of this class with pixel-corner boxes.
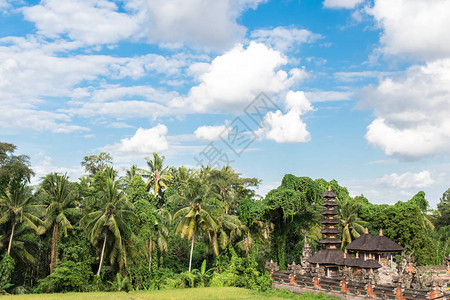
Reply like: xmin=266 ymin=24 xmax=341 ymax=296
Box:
xmin=5 ymin=287 xmax=336 ymax=300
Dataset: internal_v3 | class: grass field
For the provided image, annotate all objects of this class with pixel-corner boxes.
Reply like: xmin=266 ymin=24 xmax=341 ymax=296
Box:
xmin=5 ymin=287 xmax=335 ymax=300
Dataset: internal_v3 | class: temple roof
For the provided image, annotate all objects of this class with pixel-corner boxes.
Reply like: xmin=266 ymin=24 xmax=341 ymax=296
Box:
xmin=308 ymin=248 xmax=344 ymax=265
xmin=321 ymin=228 xmax=340 ymax=234
xmin=322 ymin=200 xmax=339 ymax=207
xmin=319 ymin=238 xmax=342 ymax=244
xmin=446 ymin=255 xmax=450 ymax=261
xmin=322 ymin=190 xmax=337 ymax=198
xmin=359 ymin=258 xmax=382 ymax=269
xmin=346 ymin=230 xmax=403 ymax=252
xmin=321 ymin=209 xmax=339 ymax=215
xmin=345 ymin=233 xmax=374 ymax=251
xmin=321 ymin=219 xmax=339 ymax=225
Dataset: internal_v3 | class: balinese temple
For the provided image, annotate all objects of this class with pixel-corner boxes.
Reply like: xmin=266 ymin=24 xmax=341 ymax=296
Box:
xmin=309 ymin=187 xmax=344 ymax=277
xmin=346 ymin=228 xmax=403 ymax=264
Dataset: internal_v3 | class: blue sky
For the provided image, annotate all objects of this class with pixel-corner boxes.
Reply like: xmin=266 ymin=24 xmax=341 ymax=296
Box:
xmin=1 ymin=0 xmax=450 ymax=207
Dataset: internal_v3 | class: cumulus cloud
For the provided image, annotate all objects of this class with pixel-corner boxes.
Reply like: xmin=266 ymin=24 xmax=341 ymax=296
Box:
xmin=103 ymin=124 xmax=169 ymax=162
xmin=173 ymin=42 xmax=308 ymax=113
xmin=257 ymin=91 xmax=313 ymax=143
xmin=323 ymin=0 xmax=364 ymax=9
xmin=133 ymin=0 xmax=265 ymax=50
xmin=305 ymin=90 xmax=353 ymax=102
xmin=250 ymin=26 xmax=321 ymax=52
xmin=359 ymin=59 xmax=450 ymax=158
xmin=22 ymin=0 xmax=142 ymax=45
xmin=377 ymin=170 xmax=434 ymax=189
xmin=368 ymin=0 xmax=450 ymax=60
xmin=194 ymin=125 xmax=230 ymax=141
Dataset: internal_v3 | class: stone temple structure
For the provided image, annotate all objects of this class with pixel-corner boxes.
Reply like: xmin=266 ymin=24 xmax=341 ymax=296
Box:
xmin=267 ymin=186 xmax=450 ymax=299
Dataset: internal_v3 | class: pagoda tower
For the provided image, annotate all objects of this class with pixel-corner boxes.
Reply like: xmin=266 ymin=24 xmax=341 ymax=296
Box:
xmin=309 ymin=186 xmax=344 ymax=277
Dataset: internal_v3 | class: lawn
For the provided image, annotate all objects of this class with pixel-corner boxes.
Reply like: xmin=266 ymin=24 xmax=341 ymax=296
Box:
xmin=5 ymin=287 xmax=335 ymax=300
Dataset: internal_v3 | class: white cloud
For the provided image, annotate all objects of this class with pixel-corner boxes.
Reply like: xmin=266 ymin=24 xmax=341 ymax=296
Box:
xmin=257 ymin=91 xmax=313 ymax=143
xmin=22 ymin=0 xmax=142 ymax=45
xmin=132 ymin=0 xmax=265 ymax=50
xmin=377 ymin=170 xmax=434 ymax=189
xmin=250 ymin=26 xmax=321 ymax=52
xmin=323 ymin=0 xmax=364 ymax=9
xmin=194 ymin=125 xmax=230 ymax=141
xmin=31 ymin=155 xmax=84 ymax=185
xmin=359 ymin=59 xmax=450 ymax=158
xmin=173 ymin=42 xmax=308 ymax=113
xmin=368 ymin=0 xmax=450 ymax=60
xmin=103 ymin=124 xmax=169 ymax=162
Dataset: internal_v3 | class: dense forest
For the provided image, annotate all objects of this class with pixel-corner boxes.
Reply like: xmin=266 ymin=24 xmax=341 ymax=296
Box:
xmin=0 ymin=141 xmax=449 ymax=294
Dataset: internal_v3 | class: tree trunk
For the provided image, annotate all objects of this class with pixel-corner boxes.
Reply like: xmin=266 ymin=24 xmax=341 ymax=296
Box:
xmin=189 ymin=235 xmax=195 ymax=272
xmin=148 ymin=239 xmax=152 ymax=271
xmin=97 ymin=232 xmax=107 ymax=276
xmin=7 ymin=217 xmax=16 ymax=255
xmin=50 ymin=223 xmax=59 ymax=273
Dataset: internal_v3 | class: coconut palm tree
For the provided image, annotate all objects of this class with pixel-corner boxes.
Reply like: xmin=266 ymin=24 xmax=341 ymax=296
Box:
xmin=141 ymin=153 xmax=171 ymax=199
xmin=337 ymin=197 xmax=366 ymax=249
xmin=147 ymin=208 xmax=171 ymax=271
xmin=0 ymin=182 xmax=43 ymax=255
xmin=172 ymin=180 xmax=217 ymax=272
xmin=81 ymin=178 xmax=135 ymax=276
xmin=38 ymin=173 xmax=78 ymax=272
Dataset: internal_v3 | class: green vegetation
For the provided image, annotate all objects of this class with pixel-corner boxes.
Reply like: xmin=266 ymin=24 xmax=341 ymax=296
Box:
xmin=0 ymin=141 xmax=449 ymax=295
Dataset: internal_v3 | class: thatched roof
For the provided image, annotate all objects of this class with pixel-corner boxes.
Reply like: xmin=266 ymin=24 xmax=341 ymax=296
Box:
xmin=343 ymin=253 xmax=358 ymax=267
xmin=446 ymin=255 xmax=450 ymax=262
xmin=321 ymin=228 xmax=340 ymax=234
xmin=345 ymin=233 xmax=374 ymax=251
xmin=346 ymin=230 xmax=403 ymax=252
xmin=321 ymin=219 xmax=339 ymax=225
xmin=322 ymin=190 xmax=337 ymax=198
xmin=321 ymin=209 xmax=339 ymax=215
xmin=359 ymin=258 xmax=382 ymax=269
xmin=322 ymin=200 xmax=339 ymax=207
xmin=365 ymin=233 xmax=403 ymax=252
xmin=320 ymin=238 xmax=342 ymax=244
xmin=308 ymin=249 xmax=344 ymax=265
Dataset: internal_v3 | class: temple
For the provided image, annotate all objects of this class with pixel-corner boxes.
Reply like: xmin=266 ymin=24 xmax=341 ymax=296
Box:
xmin=267 ymin=186 xmax=450 ymax=299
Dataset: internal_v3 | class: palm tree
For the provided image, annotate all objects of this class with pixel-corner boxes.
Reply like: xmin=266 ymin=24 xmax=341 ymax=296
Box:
xmin=81 ymin=178 xmax=135 ymax=276
xmin=0 ymin=182 xmax=43 ymax=255
xmin=210 ymin=213 xmax=245 ymax=255
xmin=147 ymin=208 xmax=171 ymax=271
xmin=38 ymin=173 xmax=78 ymax=272
xmin=141 ymin=153 xmax=171 ymax=199
xmin=172 ymin=180 xmax=217 ymax=272
xmin=337 ymin=197 xmax=366 ymax=248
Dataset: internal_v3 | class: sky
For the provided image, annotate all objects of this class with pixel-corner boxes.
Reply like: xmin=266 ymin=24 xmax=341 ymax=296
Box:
xmin=1 ymin=0 xmax=450 ymax=207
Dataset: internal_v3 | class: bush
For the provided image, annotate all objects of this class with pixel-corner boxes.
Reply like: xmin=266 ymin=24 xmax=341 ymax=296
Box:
xmin=36 ymin=260 xmax=93 ymax=293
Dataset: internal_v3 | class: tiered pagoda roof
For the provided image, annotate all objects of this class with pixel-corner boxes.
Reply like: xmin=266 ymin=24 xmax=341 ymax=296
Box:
xmin=308 ymin=187 xmax=344 ymax=266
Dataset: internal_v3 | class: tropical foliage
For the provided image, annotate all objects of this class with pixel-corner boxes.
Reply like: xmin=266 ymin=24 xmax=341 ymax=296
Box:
xmin=0 ymin=141 xmax=448 ymax=295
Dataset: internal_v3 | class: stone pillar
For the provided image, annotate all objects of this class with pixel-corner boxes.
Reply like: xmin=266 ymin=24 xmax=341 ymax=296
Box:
xmin=366 ymin=282 xmax=376 ymax=298
xmin=341 ymin=278 xmax=349 ymax=293
xmin=395 ymin=285 xmax=405 ymax=300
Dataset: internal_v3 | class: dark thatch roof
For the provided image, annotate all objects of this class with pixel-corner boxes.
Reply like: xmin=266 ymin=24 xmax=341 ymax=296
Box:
xmin=321 ymin=219 xmax=339 ymax=225
xmin=320 ymin=238 xmax=342 ymax=244
xmin=364 ymin=235 xmax=403 ymax=252
xmin=322 ymin=200 xmax=339 ymax=207
xmin=359 ymin=258 xmax=382 ymax=269
xmin=308 ymin=249 xmax=344 ymax=265
xmin=322 ymin=190 xmax=337 ymax=198
xmin=446 ymin=255 xmax=450 ymax=262
xmin=343 ymin=255 xmax=358 ymax=267
xmin=321 ymin=209 xmax=339 ymax=215
xmin=345 ymin=233 xmax=374 ymax=251
xmin=321 ymin=228 xmax=340 ymax=234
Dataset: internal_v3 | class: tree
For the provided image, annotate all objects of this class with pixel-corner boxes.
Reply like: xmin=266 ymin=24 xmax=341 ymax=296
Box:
xmin=38 ymin=173 xmax=78 ymax=273
xmin=0 ymin=142 xmax=34 ymax=193
xmin=172 ymin=179 xmax=217 ymax=272
xmin=0 ymin=182 xmax=43 ymax=255
xmin=336 ymin=197 xmax=366 ymax=248
xmin=80 ymin=152 xmax=112 ymax=176
xmin=81 ymin=178 xmax=135 ymax=275
xmin=263 ymin=175 xmax=320 ymax=269
xmin=141 ymin=153 xmax=171 ymax=200
xmin=435 ymin=188 xmax=450 ymax=230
